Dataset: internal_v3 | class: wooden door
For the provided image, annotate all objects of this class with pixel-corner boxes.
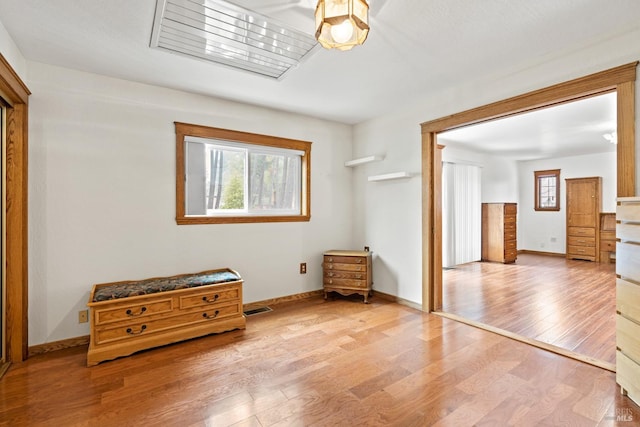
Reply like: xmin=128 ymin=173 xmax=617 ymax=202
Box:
xmin=566 ymin=177 xmax=602 ymax=261
xmin=567 ymin=178 xmax=599 ymax=227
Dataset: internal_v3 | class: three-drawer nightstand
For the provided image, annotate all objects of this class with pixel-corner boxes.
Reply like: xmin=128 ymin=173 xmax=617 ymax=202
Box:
xmin=323 ymin=250 xmax=373 ymax=303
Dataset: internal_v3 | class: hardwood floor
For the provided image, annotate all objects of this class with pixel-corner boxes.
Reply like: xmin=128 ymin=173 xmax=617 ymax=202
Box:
xmin=1 ymin=294 xmax=638 ymax=426
xmin=442 ymin=253 xmax=617 ymax=366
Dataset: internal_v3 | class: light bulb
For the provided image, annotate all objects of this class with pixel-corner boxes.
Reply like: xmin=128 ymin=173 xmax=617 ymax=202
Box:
xmin=330 ymin=19 xmax=354 ymax=44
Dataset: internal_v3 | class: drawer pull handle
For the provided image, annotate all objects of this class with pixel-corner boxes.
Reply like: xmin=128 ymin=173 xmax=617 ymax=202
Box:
xmin=327 ymin=258 xmax=333 ymax=262
xmin=356 ymin=274 xmax=362 ymax=279
xmin=203 ymin=310 xmax=220 ymax=319
xmin=202 ymin=294 xmax=219 ymax=303
xmin=126 ymin=307 xmax=147 ymax=316
xmin=126 ymin=325 xmax=147 ymax=335
xmin=329 ymin=279 xmax=333 ymax=284
xmin=328 ymin=272 xmax=334 ymax=277
xmin=357 ymin=259 xmax=362 ymax=263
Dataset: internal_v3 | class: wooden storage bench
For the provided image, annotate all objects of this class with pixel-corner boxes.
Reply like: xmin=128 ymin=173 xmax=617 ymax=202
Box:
xmin=87 ymin=268 xmax=246 ymax=366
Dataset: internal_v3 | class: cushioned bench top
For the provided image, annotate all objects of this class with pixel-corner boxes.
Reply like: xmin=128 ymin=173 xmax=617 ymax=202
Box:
xmin=92 ymin=270 xmax=241 ymax=302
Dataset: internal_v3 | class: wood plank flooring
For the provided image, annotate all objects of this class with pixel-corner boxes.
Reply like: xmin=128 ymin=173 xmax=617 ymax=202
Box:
xmin=1 ymin=294 xmax=638 ymax=426
xmin=442 ymin=253 xmax=617 ymax=366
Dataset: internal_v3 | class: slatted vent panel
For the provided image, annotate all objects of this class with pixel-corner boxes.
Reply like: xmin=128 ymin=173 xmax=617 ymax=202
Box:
xmin=243 ymin=306 xmax=272 ymax=316
xmin=150 ymin=0 xmax=318 ymax=79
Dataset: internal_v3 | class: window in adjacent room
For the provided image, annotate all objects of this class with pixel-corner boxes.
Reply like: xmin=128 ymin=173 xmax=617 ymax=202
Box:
xmin=175 ymin=122 xmax=311 ymax=224
xmin=534 ymin=169 xmax=560 ymax=211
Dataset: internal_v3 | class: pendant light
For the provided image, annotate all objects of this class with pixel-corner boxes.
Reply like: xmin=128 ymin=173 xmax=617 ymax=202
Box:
xmin=315 ymin=0 xmax=370 ymax=51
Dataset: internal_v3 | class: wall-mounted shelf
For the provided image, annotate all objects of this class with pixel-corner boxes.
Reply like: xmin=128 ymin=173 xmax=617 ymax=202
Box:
xmin=344 ymin=155 xmax=384 ymax=167
xmin=368 ymin=172 xmax=412 ymax=182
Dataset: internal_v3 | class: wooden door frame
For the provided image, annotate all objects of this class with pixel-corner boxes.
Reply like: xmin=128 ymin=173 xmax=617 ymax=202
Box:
xmin=421 ymin=62 xmax=638 ymax=312
xmin=0 ymin=54 xmax=30 ymax=362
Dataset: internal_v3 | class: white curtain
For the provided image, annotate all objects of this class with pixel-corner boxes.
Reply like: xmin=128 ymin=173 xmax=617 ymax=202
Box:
xmin=442 ymin=162 xmax=482 ymax=268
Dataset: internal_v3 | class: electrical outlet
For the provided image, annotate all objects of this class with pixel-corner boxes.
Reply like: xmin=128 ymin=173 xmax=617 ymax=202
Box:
xmin=364 ymin=246 xmax=370 ymax=252
xmin=78 ymin=310 xmax=88 ymax=323
xmin=300 ymin=262 xmax=307 ymax=274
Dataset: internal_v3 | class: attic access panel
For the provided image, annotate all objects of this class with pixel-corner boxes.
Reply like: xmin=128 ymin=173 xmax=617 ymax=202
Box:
xmin=150 ymin=0 xmax=318 ymax=79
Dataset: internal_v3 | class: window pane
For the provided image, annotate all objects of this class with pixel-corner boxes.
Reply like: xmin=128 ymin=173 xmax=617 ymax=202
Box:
xmin=249 ymin=152 xmax=300 ymax=212
xmin=177 ymin=122 xmax=311 ymax=224
xmin=206 ymin=146 xmax=246 ymax=213
xmin=537 ymin=175 xmax=557 ymax=208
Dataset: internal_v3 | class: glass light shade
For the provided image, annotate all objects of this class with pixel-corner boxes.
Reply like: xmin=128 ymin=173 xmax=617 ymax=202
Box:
xmin=315 ymin=0 xmax=369 ymax=51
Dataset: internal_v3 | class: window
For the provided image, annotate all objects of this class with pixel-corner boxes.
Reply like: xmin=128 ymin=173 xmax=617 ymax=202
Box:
xmin=534 ymin=169 xmax=560 ymax=211
xmin=176 ymin=122 xmax=311 ymax=224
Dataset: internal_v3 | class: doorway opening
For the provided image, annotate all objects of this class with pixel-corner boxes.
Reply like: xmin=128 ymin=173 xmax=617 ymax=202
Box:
xmin=421 ymin=62 xmax=637 ymax=370
xmin=437 ymin=93 xmax=618 ymax=367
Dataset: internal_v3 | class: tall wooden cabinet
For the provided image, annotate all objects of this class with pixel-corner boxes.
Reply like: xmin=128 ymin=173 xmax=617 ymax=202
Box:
xmin=565 ymin=177 xmax=601 ymax=261
xmin=481 ymin=203 xmax=517 ymax=264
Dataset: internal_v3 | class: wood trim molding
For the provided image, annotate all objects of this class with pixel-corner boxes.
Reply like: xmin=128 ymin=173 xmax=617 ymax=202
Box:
xmin=174 ymin=122 xmax=312 ymax=225
xmin=517 ymin=250 xmax=566 ymax=258
xmin=1 ymin=54 xmax=30 ymax=363
xmin=421 ymin=62 xmax=637 ymax=133
xmin=421 ymin=132 xmax=435 ymax=312
xmin=374 ymin=290 xmax=422 ymax=311
xmin=617 ymin=80 xmax=636 ymax=197
xmin=433 ymin=311 xmax=615 ymax=372
xmin=0 ymin=55 xmax=30 ymax=105
xmin=28 ymin=336 xmax=90 ymax=357
xmin=422 ymin=62 xmax=638 ymax=313
xmin=242 ymin=290 xmax=323 ymax=312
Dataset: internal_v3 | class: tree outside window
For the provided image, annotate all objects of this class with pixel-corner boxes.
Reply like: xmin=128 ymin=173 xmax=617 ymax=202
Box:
xmin=176 ymin=122 xmax=311 ymax=225
xmin=534 ymin=169 xmax=560 ymax=211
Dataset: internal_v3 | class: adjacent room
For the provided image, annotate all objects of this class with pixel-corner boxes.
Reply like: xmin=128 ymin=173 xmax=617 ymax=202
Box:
xmin=438 ymin=93 xmax=618 ymax=368
xmin=1 ymin=0 xmax=640 ymax=425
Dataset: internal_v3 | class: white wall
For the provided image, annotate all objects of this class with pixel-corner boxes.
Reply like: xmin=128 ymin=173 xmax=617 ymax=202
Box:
xmin=26 ymin=62 xmax=354 ymax=345
xmin=518 ymin=151 xmax=616 ymax=254
xmin=0 ymin=19 xmax=26 ymax=77
xmin=351 ymin=115 xmax=422 ymax=303
xmin=3 ymin=15 xmax=640 ymax=344
xmin=353 ymin=27 xmax=640 ymax=306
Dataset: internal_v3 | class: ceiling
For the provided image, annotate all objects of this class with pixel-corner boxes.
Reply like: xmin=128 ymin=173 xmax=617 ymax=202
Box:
xmin=0 ymin=0 xmax=638 ymax=157
xmin=439 ymin=92 xmax=618 ymax=161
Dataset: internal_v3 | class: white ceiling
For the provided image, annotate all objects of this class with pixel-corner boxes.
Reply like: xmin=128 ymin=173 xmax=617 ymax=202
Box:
xmin=0 ymin=0 xmax=637 ymax=158
xmin=439 ymin=92 xmax=618 ymax=161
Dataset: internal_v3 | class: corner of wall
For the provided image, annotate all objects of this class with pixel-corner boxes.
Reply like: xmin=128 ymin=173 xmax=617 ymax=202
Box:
xmin=0 ymin=19 xmax=27 ymax=78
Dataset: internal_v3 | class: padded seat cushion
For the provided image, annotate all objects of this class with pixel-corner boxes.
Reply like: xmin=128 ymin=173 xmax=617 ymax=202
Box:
xmin=92 ymin=271 xmax=241 ymax=302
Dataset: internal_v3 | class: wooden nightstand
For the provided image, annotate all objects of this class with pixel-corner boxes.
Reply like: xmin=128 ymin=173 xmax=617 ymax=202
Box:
xmin=323 ymin=250 xmax=373 ymax=303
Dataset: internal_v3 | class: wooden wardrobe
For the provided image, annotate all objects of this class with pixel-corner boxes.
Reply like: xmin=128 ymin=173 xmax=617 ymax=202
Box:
xmin=565 ymin=177 xmax=602 ymax=261
xmin=481 ymin=203 xmax=517 ymax=263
